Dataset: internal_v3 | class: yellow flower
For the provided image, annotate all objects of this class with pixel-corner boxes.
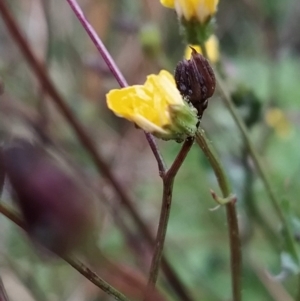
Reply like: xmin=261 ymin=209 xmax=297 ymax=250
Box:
xmin=160 ymin=0 xmax=174 ymax=8
xmin=160 ymin=0 xmax=219 ymax=23
xmin=184 ymin=35 xmax=219 ymax=63
xmin=265 ymin=108 xmax=292 ymax=139
xmin=106 ymin=70 xmax=198 ymax=141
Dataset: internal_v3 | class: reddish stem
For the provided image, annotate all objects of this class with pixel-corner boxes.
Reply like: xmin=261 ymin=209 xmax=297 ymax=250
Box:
xmin=66 ymin=0 xmax=166 ymax=174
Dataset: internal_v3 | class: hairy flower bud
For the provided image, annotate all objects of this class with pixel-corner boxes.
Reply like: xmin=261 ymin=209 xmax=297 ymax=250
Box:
xmin=175 ymin=47 xmax=216 ymax=118
xmin=1 ymin=140 xmax=95 ymax=257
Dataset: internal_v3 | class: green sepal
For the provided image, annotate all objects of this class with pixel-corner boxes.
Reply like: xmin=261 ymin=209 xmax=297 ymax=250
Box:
xmin=180 ymin=17 xmax=215 ymax=45
xmin=154 ymin=102 xmax=198 ymax=143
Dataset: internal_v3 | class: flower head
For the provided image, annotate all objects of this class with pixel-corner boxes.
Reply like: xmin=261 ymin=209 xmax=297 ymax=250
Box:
xmin=184 ymin=35 xmax=219 ymax=63
xmin=160 ymin=0 xmax=219 ymax=23
xmin=106 ymin=70 xmax=198 ymax=141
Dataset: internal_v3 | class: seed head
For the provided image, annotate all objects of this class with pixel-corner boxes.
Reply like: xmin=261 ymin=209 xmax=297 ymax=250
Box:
xmin=175 ymin=47 xmax=216 ymax=118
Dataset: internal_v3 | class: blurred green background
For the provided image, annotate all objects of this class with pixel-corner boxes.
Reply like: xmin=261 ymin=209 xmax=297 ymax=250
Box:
xmin=1 ymin=0 xmax=300 ymax=300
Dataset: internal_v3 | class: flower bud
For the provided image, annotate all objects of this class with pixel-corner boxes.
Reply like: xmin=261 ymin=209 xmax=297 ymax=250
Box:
xmin=139 ymin=24 xmax=162 ymax=58
xmin=174 ymin=47 xmax=216 ymax=118
xmin=1 ymin=140 xmax=96 ymax=257
xmin=160 ymin=0 xmax=219 ymax=24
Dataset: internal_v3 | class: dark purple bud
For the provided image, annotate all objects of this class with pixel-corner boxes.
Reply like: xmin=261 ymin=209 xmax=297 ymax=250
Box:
xmin=1 ymin=140 xmax=95 ymax=257
xmin=174 ymin=47 xmax=216 ymax=118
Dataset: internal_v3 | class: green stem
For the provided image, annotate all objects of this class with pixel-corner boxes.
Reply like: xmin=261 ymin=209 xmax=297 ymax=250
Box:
xmin=195 ymin=129 xmax=230 ymax=196
xmin=64 ymin=257 xmax=131 ymax=301
xmin=214 ymin=67 xmax=300 ymax=300
xmin=200 ymin=41 xmax=208 ymax=58
xmin=297 ymin=276 xmax=300 ymax=301
xmin=144 ymin=138 xmax=194 ymax=301
xmin=195 ymin=129 xmax=242 ymax=301
xmin=0 ymin=202 xmax=131 ymax=301
xmin=242 ymin=146 xmax=279 ymax=251
xmin=215 ymin=73 xmax=286 ymax=223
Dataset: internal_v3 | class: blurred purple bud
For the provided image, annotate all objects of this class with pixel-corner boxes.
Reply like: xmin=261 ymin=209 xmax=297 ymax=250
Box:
xmin=1 ymin=140 xmax=95 ymax=256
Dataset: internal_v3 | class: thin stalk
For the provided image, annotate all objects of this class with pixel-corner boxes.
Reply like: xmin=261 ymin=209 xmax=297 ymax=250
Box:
xmin=37 ymin=0 xmax=53 ymax=136
xmin=195 ymin=129 xmax=241 ymax=301
xmin=0 ymin=202 xmax=131 ymax=301
xmin=65 ymin=0 xmax=167 ymax=175
xmin=64 ymin=257 xmax=131 ymax=301
xmin=195 ymin=129 xmax=229 ymax=195
xmin=200 ymin=42 xmax=208 ymax=58
xmin=199 ymin=40 xmax=244 ymax=301
xmin=215 ymin=73 xmax=300 ymax=300
xmin=242 ymin=146 xmax=279 ymax=251
xmin=0 ymin=277 xmax=9 ymax=301
xmin=215 ymin=73 xmax=286 ymax=223
xmin=298 ymin=277 xmax=300 ymax=301
xmin=144 ymin=138 xmax=194 ymax=301
xmin=145 ymin=134 xmax=166 ymax=176
xmin=67 ymin=0 xmax=126 ymax=87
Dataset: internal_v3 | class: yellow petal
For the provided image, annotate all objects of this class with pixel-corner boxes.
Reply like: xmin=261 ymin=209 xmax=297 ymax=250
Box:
xmin=205 ymin=35 xmax=219 ymax=62
xmin=145 ymin=70 xmax=184 ymax=106
xmin=196 ymin=0 xmax=219 ymax=22
xmin=276 ymin=120 xmax=292 ymax=139
xmin=107 ymin=86 xmax=144 ymax=119
xmin=168 ymin=0 xmax=219 ymax=22
xmin=133 ymin=114 xmax=169 ymax=134
xmin=160 ymin=0 xmax=175 ymax=8
xmin=265 ymin=108 xmax=292 ymax=139
xmin=105 ymin=69 xmax=197 ymax=139
xmin=106 ymin=83 xmax=171 ymax=130
xmin=184 ymin=35 xmax=219 ymax=63
xmin=175 ymin=0 xmax=194 ymax=20
xmin=265 ymin=108 xmax=284 ymax=127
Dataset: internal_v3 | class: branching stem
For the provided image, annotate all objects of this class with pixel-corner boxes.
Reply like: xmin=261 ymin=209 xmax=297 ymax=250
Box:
xmin=215 ymin=73 xmax=285 ymax=223
xmin=216 ymin=69 xmax=300 ymax=300
xmin=198 ymin=40 xmax=244 ymax=301
xmin=144 ymin=138 xmax=194 ymax=301
xmin=195 ymin=129 xmax=241 ymax=301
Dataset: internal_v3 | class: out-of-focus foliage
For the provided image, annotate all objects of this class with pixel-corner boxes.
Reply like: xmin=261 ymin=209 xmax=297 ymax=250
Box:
xmin=0 ymin=0 xmax=300 ymax=300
